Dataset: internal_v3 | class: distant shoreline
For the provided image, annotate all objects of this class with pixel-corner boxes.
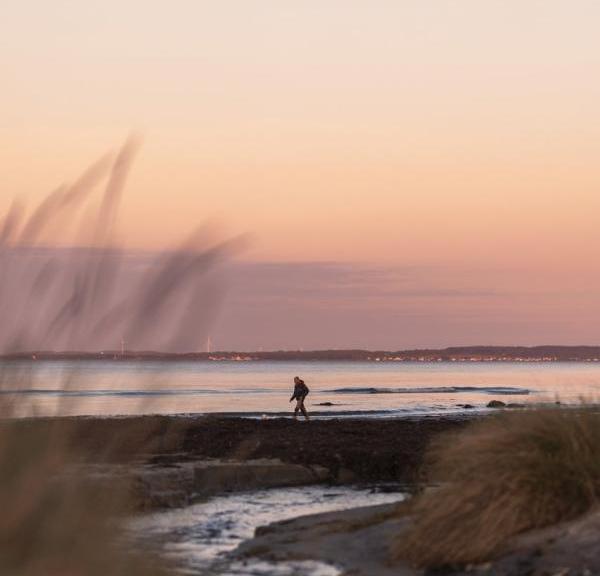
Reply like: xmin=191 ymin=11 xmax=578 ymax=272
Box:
xmin=3 ymin=345 xmax=600 ymax=362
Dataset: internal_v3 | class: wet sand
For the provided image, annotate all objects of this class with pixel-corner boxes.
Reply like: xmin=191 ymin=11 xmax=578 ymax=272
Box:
xmin=178 ymin=415 xmax=470 ymax=482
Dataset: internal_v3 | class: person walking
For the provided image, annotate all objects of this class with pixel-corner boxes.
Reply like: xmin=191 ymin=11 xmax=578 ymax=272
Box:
xmin=289 ymin=376 xmax=310 ymax=420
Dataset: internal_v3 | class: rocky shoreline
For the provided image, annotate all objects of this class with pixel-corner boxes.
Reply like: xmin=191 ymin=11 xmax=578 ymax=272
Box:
xmin=17 ymin=412 xmax=599 ymax=574
xmin=11 ymin=414 xmax=471 ymax=510
xmin=234 ymin=501 xmax=410 ymax=576
xmin=234 ymin=498 xmax=600 ymax=576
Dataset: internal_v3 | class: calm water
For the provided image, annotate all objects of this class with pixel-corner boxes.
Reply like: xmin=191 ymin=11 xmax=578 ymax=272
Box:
xmin=2 ymin=360 xmax=600 ymax=417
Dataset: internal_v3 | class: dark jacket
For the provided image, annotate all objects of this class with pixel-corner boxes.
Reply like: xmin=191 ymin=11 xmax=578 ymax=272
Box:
xmin=290 ymin=380 xmax=309 ymax=401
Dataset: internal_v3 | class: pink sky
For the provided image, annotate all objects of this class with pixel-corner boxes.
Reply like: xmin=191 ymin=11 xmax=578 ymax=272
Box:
xmin=2 ymin=1 xmax=600 ymax=348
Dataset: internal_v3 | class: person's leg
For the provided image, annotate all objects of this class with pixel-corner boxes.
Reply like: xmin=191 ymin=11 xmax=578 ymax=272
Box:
xmin=299 ymin=398 xmax=309 ymax=420
xmin=294 ymin=400 xmax=300 ymax=419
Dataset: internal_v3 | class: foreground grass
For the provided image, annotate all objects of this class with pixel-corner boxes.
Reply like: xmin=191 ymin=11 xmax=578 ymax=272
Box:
xmin=394 ymin=408 xmax=600 ymax=568
xmin=0 ymin=409 xmax=174 ymax=576
xmin=0 ymin=138 xmax=241 ymax=575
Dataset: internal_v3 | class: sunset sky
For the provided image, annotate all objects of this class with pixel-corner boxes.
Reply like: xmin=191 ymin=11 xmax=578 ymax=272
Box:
xmin=2 ymin=1 xmax=600 ymax=349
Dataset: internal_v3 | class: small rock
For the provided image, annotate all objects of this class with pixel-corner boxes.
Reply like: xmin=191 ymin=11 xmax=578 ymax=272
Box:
xmin=487 ymin=400 xmax=506 ymax=408
xmin=316 ymin=402 xmax=334 ymax=406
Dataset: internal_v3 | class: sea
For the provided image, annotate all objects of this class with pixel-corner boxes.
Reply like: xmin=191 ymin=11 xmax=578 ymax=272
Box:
xmin=1 ymin=359 xmax=600 ymax=418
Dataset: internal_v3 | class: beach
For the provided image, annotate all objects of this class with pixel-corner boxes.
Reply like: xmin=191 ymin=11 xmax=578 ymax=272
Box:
xmin=2 ymin=412 xmax=464 ymax=574
xmin=11 ymin=413 xmax=469 ymax=483
xmin=43 ymin=413 xmax=467 ymax=575
xmin=5 ymin=392 xmax=600 ymax=574
xmin=23 ymin=410 xmax=595 ymax=576
xmin=5 ymin=359 xmax=600 ymax=574
xmin=4 ymin=359 xmax=600 ymax=575
xmin=5 ymin=2 xmax=600 ymax=571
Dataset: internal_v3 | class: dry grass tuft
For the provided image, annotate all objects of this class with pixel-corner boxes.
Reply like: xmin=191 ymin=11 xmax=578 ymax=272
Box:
xmin=0 ymin=138 xmax=243 ymax=574
xmin=394 ymin=408 xmax=600 ymax=568
xmin=0 ymin=409 xmax=173 ymax=576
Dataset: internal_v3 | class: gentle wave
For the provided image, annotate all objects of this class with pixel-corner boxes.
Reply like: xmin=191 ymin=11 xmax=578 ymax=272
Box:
xmin=0 ymin=385 xmax=531 ymax=398
xmin=329 ymin=386 xmax=531 ymax=395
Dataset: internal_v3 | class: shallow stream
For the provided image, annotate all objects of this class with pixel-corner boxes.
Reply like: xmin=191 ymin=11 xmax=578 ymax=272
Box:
xmin=130 ymin=484 xmax=406 ymax=575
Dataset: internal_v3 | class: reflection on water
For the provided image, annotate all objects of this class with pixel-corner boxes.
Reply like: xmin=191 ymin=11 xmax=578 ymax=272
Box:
xmin=2 ymin=360 xmax=600 ymax=417
xmin=223 ymin=559 xmax=340 ymax=576
xmin=130 ymin=485 xmax=405 ymax=575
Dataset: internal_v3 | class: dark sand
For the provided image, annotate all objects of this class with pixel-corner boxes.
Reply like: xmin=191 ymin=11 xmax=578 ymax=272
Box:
xmin=9 ymin=414 xmax=471 ymax=482
xmin=180 ymin=415 xmax=472 ymax=481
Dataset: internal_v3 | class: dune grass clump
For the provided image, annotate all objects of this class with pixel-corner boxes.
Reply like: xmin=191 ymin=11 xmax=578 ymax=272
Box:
xmin=0 ymin=430 xmax=166 ymax=576
xmin=0 ymin=138 xmax=242 ymax=575
xmin=0 ymin=365 xmax=176 ymax=576
xmin=395 ymin=408 xmax=600 ymax=568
